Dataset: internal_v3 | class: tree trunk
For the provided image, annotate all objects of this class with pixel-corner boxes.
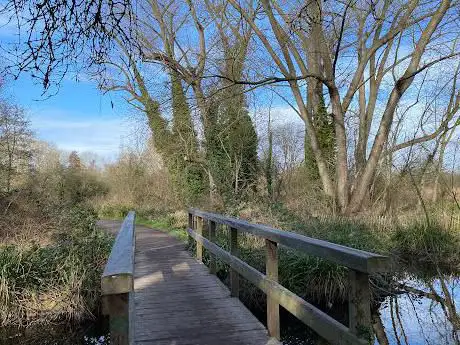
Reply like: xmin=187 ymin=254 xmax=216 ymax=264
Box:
xmin=433 ymin=128 xmax=454 ymax=202
xmin=346 ymin=0 xmax=451 ymax=214
xmin=329 ymin=86 xmax=349 ymax=211
xmin=355 ymin=74 xmax=368 ymax=174
xmin=291 ymin=85 xmax=336 ymax=200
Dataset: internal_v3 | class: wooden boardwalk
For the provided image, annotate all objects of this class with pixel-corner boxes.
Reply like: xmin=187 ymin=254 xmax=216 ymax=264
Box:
xmin=98 ymin=220 xmax=272 ymax=345
xmin=100 ymin=211 xmax=390 ymax=345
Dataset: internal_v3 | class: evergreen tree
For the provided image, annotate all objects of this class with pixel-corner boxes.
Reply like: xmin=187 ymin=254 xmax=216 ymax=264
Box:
xmin=204 ymin=83 xmax=258 ymax=204
xmin=143 ymin=75 xmax=205 ymax=204
xmin=144 ymin=98 xmax=170 ymax=153
xmin=265 ymin=122 xmax=274 ymax=200
xmin=202 ymin=37 xmax=259 ymax=204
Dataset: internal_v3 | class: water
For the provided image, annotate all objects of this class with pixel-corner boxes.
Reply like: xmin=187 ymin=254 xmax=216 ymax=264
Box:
xmin=2 ymin=278 xmax=458 ymax=345
xmin=0 ymin=318 xmax=109 ymax=345
xmin=377 ymin=277 xmax=460 ymax=345
xmin=280 ymin=277 xmax=460 ymax=345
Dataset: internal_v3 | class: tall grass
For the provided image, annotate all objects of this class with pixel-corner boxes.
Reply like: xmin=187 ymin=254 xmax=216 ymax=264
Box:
xmin=392 ymin=221 xmax=460 ymax=277
xmin=0 ymin=207 xmax=113 ymax=327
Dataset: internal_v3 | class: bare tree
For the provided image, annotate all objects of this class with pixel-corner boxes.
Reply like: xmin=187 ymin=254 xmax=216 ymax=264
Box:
xmin=0 ymin=101 xmax=32 ymax=193
xmin=1 ymin=0 xmax=134 ymax=91
xmin=224 ymin=0 xmax=459 ymax=213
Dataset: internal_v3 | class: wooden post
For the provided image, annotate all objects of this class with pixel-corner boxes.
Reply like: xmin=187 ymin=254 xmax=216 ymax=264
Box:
xmin=188 ymin=212 xmax=193 ymax=248
xmin=348 ymin=269 xmax=372 ymax=341
xmin=266 ymin=239 xmax=280 ymax=340
xmin=188 ymin=212 xmax=193 ymax=229
xmin=203 ymin=218 xmax=209 ymax=239
xmin=196 ymin=216 xmax=203 ymax=262
xmin=230 ymin=227 xmax=239 ymax=298
xmin=209 ymin=220 xmax=217 ymax=274
xmin=103 ymin=293 xmax=129 ymax=345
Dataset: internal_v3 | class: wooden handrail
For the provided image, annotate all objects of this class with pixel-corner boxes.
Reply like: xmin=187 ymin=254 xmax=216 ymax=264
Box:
xmin=101 ymin=211 xmax=136 ymax=295
xmin=188 ymin=208 xmax=389 ymax=345
xmin=189 ymin=208 xmax=389 ymax=274
xmin=101 ymin=211 xmax=136 ymax=345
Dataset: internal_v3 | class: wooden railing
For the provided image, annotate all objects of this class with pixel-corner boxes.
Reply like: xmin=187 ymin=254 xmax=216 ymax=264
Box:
xmin=187 ymin=208 xmax=390 ymax=345
xmin=101 ymin=211 xmax=136 ymax=345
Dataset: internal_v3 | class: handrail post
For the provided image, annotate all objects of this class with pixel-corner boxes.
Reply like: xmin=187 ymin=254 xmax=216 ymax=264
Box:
xmin=103 ymin=293 xmax=130 ymax=345
xmin=230 ymin=227 xmax=239 ymax=297
xmin=188 ymin=212 xmax=194 ymax=248
xmin=209 ymin=220 xmax=217 ymax=274
xmin=196 ymin=216 xmax=204 ymax=262
xmin=101 ymin=211 xmax=136 ymax=345
xmin=266 ymin=239 xmax=280 ymax=340
xmin=348 ymin=269 xmax=372 ymax=342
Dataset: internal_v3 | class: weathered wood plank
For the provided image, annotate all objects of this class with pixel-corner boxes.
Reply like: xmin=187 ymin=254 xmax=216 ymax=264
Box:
xmin=230 ymin=226 xmax=239 ymax=298
xmin=135 ymin=322 xmax=267 ymax=340
xmin=102 ymin=293 xmax=129 ymax=345
xmin=266 ymin=239 xmax=280 ymax=340
xmin=189 ymin=208 xmax=390 ymax=273
xmin=209 ymin=220 xmax=217 ymax=274
xmin=101 ymin=211 xmax=135 ymax=295
xmin=196 ymin=216 xmax=203 ymax=262
xmin=134 ymin=296 xmax=244 ymax=313
xmin=136 ymin=304 xmax=248 ymax=317
xmin=99 ymin=213 xmax=136 ymax=345
xmin=134 ymin=286 xmax=230 ymax=300
xmin=348 ymin=269 xmax=372 ymax=340
xmin=135 ymin=308 xmax=267 ymax=326
xmin=137 ymin=329 xmax=276 ymax=345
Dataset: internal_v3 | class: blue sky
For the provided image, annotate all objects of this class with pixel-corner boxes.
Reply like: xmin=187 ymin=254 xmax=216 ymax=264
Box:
xmin=1 ymin=10 xmax=138 ymax=162
xmin=5 ymin=74 xmax=137 ymax=162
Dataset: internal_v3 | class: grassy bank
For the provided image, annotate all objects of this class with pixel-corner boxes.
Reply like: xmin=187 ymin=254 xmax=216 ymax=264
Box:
xmin=0 ymin=206 xmax=113 ymax=327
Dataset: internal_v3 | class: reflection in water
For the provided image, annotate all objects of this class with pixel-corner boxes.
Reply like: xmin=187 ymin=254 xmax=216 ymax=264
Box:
xmin=279 ymin=277 xmax=460 ymax=345
xmin=376 ymin=277 xmax=460 ymax=345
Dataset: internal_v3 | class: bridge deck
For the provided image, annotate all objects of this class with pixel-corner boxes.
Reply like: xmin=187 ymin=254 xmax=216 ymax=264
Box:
xmin=100 ymin=221 xmax=271 ymax=345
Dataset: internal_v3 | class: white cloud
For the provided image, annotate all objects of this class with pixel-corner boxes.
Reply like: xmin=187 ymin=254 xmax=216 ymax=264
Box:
xmin=29 ymin=108 xmax=137 ymax=160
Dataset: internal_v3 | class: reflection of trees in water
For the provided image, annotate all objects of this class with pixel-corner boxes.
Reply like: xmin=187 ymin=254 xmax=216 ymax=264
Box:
xmin=373 ymin=276 xmax=460 ymax=345
xmin=373 ymin=311 xmax=390 ymax=345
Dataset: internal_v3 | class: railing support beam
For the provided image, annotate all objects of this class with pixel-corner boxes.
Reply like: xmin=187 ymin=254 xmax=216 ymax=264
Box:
xmin=230 ymin=227 xmax=239 ymax=298
xmin=103 ymin=293 xmax=129 ymax=345
xmin=266 ymin=239 xmax=280 ymax=340
xmin=196 ymin=216 xmax=203 ymax=262
xmin=188 ymin=212 xmax=194 ymax=248
xmin=187 ymin=208 xmax=390 ymax=345
xmin=209 ymin=220 xmax=217 ymax=274
xmin=101 ymin=211 xmax=136 ymax=345
xmin=348 ymin=269 xmax=372 ymax=341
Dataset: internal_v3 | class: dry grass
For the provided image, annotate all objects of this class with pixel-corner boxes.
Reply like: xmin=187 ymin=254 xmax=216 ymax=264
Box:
xmin=0 ymin=206 xmax=113 ymax=327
